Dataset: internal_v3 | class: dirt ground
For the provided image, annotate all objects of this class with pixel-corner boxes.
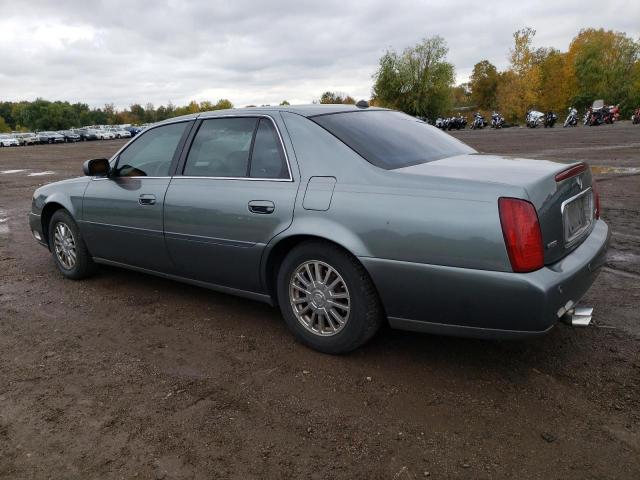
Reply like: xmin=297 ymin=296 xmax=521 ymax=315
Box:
xmin=0 ymin=122 xmax=639 ymax=479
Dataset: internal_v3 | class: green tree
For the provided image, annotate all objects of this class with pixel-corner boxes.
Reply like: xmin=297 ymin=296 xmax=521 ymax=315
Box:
xmin=537 ymin=48 xmax=570 ymax=112
xmin=279 ymin=100 xmax=290 ymax=106
xmin=214 ymin=99 xmax=233 ymax=110
xmin=469 ymin=60 xmax=499 ymax=110
xmin=0 ymin=116 xmax=10 ymax=132
xmin=566 ymin=28 xmax=640 ymax=113
xmin=320 ymin=91 xmax=343 ymax=104
xmin=372 ymin=36 xmax=455 ymax=118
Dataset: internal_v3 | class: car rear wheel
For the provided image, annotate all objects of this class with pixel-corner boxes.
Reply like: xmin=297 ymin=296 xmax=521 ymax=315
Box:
xmin=277 ymin=241 xmax=384 ymax=354
xmin=48 ymin=210 xmax=96 ymax=280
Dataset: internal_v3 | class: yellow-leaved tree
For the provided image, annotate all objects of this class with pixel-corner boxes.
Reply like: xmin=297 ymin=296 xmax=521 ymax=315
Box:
xmin=497 ymin=27 xmax=542 ymax=122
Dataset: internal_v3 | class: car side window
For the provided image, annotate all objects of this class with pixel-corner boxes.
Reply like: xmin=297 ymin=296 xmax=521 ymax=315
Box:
xmin=183 ymin=118 xmax=257 ymax=177
xmin=115 ymin=122 xmax=188 ymax=177
xmin=249 ymin=119 xmax=288 ymax=179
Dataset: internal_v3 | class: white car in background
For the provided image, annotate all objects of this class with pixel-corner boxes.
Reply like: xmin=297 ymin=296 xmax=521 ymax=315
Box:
xmin=95 ymin=130 xmax=115 ymax=140
xmin=16 ymin=132 xmax=40 ymax=145
xmin=0 ymin=134 xmax=20 ymax=147
xmin=108 ymin=127 xmax=132 ymax=139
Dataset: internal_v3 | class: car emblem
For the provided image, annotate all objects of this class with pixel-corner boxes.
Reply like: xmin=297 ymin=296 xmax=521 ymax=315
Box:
xmin=576 ymin=177 xmax=583 ymax=189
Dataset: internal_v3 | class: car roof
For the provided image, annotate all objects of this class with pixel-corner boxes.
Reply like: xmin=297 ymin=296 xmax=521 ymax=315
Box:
xmin=155 ymin=104 xmax=388 ymax=126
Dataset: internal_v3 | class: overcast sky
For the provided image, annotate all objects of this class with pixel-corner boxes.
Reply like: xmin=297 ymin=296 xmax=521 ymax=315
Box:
xmin=0 ymin=0 xmax=638 ymax=109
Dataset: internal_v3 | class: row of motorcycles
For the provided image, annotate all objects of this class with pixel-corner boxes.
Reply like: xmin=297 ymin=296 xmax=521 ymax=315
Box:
xmin=434 ymin=115 xmax=467 ymax=130
xmin=563 ymin=103 xmax=621 ymax=127
xmin=433 ymin=103 xmax=636 ymax=131
xmin=434 ymin=112 xmax=505 ymax=130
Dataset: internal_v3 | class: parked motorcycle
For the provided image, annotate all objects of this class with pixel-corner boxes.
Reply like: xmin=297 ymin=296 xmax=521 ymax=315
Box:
xmin=632 ymin=107 xmax=640 ymax=125
xmin=585 ymin=100 xmax=614 ymax=126
xmin=564 ymin=107 xmax=578 ymax=127
xmin=544 ymin=111 xmax=557 ymax=128
xmin=490 ymin=112 xmax=505 ymax=129
xmin=526 ymin=110 xmax=545 ymax=128
xmin=586 ymin=107 xmax=606 ymax=126
xmin=470 ymin=112 xmax=485 ymax=129
xmin=434 ymin=117 xmax=448 ymax=130
xmin=448 ymin=114 xmax=467 ymax=130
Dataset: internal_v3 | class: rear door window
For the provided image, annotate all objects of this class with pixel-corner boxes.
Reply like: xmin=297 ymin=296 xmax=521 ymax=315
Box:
xmin=249 ymin=119 xmax=288 ymax=179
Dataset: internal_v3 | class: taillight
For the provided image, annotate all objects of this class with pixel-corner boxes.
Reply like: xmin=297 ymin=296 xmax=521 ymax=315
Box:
xmin=498 ymin=198 xmax=544 ymax=273
xmin=592 ymin=180 xmax=600 ymax=219
xmin=555 ymin=163 xmax=587 ymax=182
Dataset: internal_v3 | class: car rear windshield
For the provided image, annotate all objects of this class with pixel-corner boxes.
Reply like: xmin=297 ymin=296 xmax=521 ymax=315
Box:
xmin=311 ymin=110 xmax=475 ymax=170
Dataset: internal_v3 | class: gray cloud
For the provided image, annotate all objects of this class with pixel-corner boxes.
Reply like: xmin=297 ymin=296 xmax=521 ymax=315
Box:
xmin=0 ymin=0 xmax=638 ymax=108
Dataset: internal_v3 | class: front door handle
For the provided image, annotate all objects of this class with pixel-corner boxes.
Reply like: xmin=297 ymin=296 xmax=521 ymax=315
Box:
xmin=139 ymin=194 xmax=156 ymax=205
xmin=248 ymin=200 xmax=275 ymax=214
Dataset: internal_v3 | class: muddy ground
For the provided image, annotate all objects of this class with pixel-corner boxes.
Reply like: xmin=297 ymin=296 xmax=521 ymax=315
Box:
xmin=0 ymin=122 xmax=639 ymax=479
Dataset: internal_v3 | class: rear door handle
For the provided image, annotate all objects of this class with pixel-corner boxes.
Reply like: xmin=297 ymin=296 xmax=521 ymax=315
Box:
xmin=248 ymin=200 xmax=275 ymax=214
xmin=139 ymin=194 xmax=156 ymax=205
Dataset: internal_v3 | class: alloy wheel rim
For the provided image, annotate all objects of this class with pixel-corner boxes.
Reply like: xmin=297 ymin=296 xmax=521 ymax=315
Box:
xmin=53 ymin=222 xmax=77 ymax=270
xmin=289 ymin=260 xmax=350 ymax=336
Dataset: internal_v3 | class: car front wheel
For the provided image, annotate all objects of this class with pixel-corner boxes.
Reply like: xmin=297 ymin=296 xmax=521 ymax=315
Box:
xmin=277 ymin=241 xmax=384 ymax=354
xmin=48 ymin=210 xmax=96 ymax=280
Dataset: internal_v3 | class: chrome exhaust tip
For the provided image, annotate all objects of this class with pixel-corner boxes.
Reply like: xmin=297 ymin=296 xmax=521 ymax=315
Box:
xmin=561 ymin=306 xmax=593 ymax=327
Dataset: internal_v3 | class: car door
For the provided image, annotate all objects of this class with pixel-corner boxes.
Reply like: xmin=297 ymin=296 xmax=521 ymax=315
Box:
xmin=81 ymin=120 xmax=192 ymax=271
xmin=164 ymin=114 xmax=298 ymax=293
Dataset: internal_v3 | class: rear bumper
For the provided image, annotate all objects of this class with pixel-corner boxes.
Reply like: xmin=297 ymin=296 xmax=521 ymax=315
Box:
xmin=361 ymin=219 xmax=610 ymax=339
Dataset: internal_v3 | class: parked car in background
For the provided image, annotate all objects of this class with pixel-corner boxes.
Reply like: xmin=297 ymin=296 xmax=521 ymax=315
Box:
xmin=124 ymin=126 xmax=143 ymax=136
xmin=108 ymin=127 xmax=132 ymax=139
xmin=0 ymin=134 xmax=20 ymax=147
xmin=58 ymin=130 xmax=81 ymax=142
xmin=14 ymin=132 xmax=39 ymax=146
xmin=36 ymin=131 xmax=65 ymax=144
xmin=95 ymin=129 xmax=115 ymax=140
xmin=73 ymin=128 xmax=99 ymax=141
xmin=28 ymin=105 xmax=609 ymax=354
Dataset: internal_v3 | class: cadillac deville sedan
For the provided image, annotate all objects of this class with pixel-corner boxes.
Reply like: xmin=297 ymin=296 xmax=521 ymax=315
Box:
xmin=29 ymin=104 xmax=609 ymax=353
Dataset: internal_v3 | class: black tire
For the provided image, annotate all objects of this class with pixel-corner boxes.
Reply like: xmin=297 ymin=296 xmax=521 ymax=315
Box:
xmin=48 ymin=210 xmax=96 ymax=280
xmin=277 ymin=240 xmax=384 ymax=354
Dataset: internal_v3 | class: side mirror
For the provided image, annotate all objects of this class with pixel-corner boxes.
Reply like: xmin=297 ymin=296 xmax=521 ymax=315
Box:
xmin=83 ymin=158 xmax=111 ymax=177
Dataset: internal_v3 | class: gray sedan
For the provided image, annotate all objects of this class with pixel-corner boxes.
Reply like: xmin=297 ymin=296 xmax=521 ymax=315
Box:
xmin=29 ymin=104 xmax=609 ymax=353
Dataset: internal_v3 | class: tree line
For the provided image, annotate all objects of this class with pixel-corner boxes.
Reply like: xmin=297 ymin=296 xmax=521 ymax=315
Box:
xmin=1 ymin=27 xmax=638 ymax=132
xmin=0 ymin=98 xmax=235 ymax=133
xmin=372 ymin=27 xmax=640 ymax=122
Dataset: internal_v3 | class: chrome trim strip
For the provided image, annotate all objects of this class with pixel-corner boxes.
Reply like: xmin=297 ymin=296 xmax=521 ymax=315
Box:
xmin=98 ymin=114 xmax=294 ymax=182
xmin=92 ymin=175 xmax=292 ymax=182
xmin=91 ymin=176 xmax=171 ymax=180
xmin=560 ymin=187 xmax=592 ymax=213
xmin=560 ymin=187 xmax=594 ymax=248
xmin=175 ymin=176 xmax=293 ymax=182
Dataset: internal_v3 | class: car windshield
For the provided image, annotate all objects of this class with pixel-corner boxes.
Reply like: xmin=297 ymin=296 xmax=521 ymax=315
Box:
xmin=311 ymin=110 xmax=475 ymax=170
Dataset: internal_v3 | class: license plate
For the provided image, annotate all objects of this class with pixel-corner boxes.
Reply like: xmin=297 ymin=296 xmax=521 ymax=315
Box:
xmin=562 ymin=190 xmax=593 ymax=245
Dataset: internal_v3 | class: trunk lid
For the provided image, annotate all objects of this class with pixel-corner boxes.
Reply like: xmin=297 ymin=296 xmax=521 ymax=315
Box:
xmin=394 ymin=154 xmax=596 ymax=265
